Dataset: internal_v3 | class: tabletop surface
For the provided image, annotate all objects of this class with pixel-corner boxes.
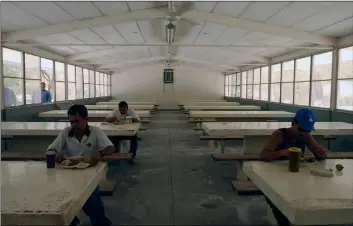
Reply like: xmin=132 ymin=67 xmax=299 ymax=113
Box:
xmin=1 ymin=161 xmax=107 ymax=225
xmin=39 ymin=110 xmax=150 ymax=116
xmin=85 ymin=104 xmax=154 ymax=109
xmin=1 ymin=121 xmax=139 ymax=131
xmin=180 ymin=102 xmax=239 ymax=105
xmin=190 ymin=110 xmax=295 ymax=117
xmin=184 ymin=105 xmax=260 ymax=109
xmin=99 ymin=101 xmax=157 ymax=105
xmin=1 ymin=122 xmax=140 ymax=136
xmin=202 ymin=121 xmax=353 ymax=135
xmin=243 ymin=159 xmax=353 ymax=224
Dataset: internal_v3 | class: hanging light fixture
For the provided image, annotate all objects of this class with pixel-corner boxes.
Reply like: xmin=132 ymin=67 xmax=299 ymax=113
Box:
xmin=165 ymin=22 xmax=176 ymax=44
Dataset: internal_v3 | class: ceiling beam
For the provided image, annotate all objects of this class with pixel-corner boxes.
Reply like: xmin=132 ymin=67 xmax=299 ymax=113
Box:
xmin=4 ymin=43 xmax=334 ymax=49
xmin=66 ymin=46 xmax=150 ymax=61
xmin=337 ymin=34 xmax=353 ymax=47
xmin=97 ymin=55 xmax=239 ymax=71
xmin=2 ymin=41 xmax=66 ymax=62
xmin=181 ymin=10 xmax=338 ymax=46
xmin=2 ymin=8 xmax=168 ymax=42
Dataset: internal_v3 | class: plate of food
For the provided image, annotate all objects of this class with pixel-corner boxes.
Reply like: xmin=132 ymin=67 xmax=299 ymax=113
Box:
xmin=58 ymin=157 xmax=91 ymax=169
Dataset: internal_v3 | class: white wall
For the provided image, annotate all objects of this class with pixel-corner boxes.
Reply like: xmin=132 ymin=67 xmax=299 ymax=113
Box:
xmin=111 ymin=64 xmax=224 ymax=108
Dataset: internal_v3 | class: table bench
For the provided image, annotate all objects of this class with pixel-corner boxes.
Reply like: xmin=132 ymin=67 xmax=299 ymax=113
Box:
xmin=1 ymin=152 xmax=132 ymax=196
xmin=212 ymin=152 xmax=353 ymax=196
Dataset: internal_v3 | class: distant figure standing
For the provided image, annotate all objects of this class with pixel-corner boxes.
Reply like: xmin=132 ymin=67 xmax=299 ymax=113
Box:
xmin=4 ymin=87 xmax=16 ymax=107
xmin=41 ymin=82 xmax=52 ymax=103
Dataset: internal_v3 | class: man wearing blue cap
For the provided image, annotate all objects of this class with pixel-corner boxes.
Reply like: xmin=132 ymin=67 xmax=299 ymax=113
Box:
xmin=260 ymin=108 xmax=327 ymax=162
xmin=259 ymin=108 xmax=328 ymax=226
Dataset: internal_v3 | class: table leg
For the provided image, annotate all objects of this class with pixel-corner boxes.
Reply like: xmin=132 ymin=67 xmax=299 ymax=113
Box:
xmin=267 ymin=205 xmax=278 ymax=225
xmin=236 ymin=136 xmax=268 ymax=181
xmin=236 ymin=161 xmax=248 ymax=181
xmin=217 ymin=140 xmax=225 ymax=153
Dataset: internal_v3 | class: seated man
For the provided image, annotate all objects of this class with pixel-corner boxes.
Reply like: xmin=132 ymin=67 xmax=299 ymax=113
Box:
xmin=106 ymin=101 xmax=139 ymax=159
xmin=47 ymin=104 xmax=115 ymax=226
xmin=259 ymin=108 xmax=328 ymax=226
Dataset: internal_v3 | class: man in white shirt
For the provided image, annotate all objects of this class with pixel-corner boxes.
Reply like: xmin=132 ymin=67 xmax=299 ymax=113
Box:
xmin=47 ymin=104 xmax=114 ymax=226
xmin=106 ymin=101 xmax=139 ymax=160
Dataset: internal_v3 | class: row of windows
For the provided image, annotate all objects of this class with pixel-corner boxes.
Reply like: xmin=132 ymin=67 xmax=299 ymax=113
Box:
xmin=2 ymin=47 xmax=111 ymax=107
xmin=225 ymin=46 xmax=353 ymax=112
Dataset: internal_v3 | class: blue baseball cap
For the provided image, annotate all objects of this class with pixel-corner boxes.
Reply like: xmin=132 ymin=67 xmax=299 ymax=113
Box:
xmin=295 ymin=108 xmax=316 ymax=131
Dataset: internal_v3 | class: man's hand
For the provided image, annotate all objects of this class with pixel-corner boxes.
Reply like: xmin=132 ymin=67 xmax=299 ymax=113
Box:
xmin=55 ymin=152 xmax=65 ymax=163
xmin=315 ymin=146 xmax=328 ymax=159
xmin=90 ymin=152 xmax=101 ymax=166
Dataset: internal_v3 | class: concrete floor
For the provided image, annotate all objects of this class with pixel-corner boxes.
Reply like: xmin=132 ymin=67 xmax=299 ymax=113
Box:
xmin=81 ymin=111 xmax=270 ymax=225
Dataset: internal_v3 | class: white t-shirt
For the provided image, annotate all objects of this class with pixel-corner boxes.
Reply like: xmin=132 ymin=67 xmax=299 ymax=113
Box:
xmin=107 ymin=108 xmax=140 ymax=121
xmin=47 ymin=125 xmax=113 ymax=157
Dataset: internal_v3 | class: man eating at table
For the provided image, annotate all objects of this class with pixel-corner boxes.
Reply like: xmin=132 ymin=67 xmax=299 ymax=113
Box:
xmin=259 ymin=108 xmax=328 ymax=226
xmin=47 ymin=104 xmax=115 ymax=226
xmin=106 ymin=101 xmax=139 ymax=160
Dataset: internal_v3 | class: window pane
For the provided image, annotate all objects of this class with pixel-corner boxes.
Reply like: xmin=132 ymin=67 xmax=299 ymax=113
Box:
xmin=104 ymin=86 xmax=108 ymax=96
xmin=68 ymin=83 xmax=76 ymax=100
xmin=241 ymin=85 xmax=246 ymax=98
xmin=242 ymin=72 xmax=247 ymax=85
xmin=90 ymin=70 xmax=95 ymax=84
xmin=96 ymin=73 xmax=100 ymax=85
xmin=95 ymin=84 xmax=100 ymax=97
xmin=25 ymin=54 xmax=40 ymax=79
xmin=41 ymin=58 xmax=54 ymax=102
xmin=67 ymin=65 xmax=75 ymax=82
xmin=338 ymin=46 xmax=353 ymax=79
xmin=271 ymin=64 xmax=281 ymax=83
xmin=55 ymin=62 xmax=65 ymax=82
xmin=261 ymin=66 xmax=269 ymax=83
xmin=231 ymin=86 xmax=236 ymax=97
xmin=3 ymin=48 xmax=23 ymax=78
xmin=83 ymin=69 xmax=89 ymax=83
xmin=225 ymin=86 xmax=229 ymax=97
xmin=236 ymin=73 xmax=240 ymax=85
xmin=231 ymin=74 xmax=237 ymax=86
xmin=294 ymin=82 xmax=310 ymax=106
xmin=295 ymin=57 xmax=311 ymax=82
xmin=236 ymin=86 xmax=241 ymax=97
xmin=4 ymin=77 xmax=23 ymax=106
xmin=247 ymin=70 xmax=253 ymax=85
xmin=76 ymin=67 xmax=83 ymax=99
xmin=253 ymin=84 xmax=260 ymax=100
xmin=100 ymin=73 xmax=104 ymax=85
xmin=107 ymin=74 xmax=111 ymax=85
xmin=254 ymin=68 xmax=260 ymax=84
xmin=90 ymin=83 xmax=95 ymax=98
xmin=281 ymin=83 xmax=293 ymax=104
xmin=281 ymin=60 xmax=294 ymax=82
xmin=270 ymin=83 xmax=280 ymax=102
xmin=336 ymin=79 xmax=353 ymax=111
xmin=25 ymin=80 xmax=41 ymax=104
xmin=260 ymin=84 xmax=268 ymax=101
xmin=56 ymin=82 xmax=66 ymax=101
xmin=312 ymin=52 xmax=332 ymax=80
xmin=247 ymin=84 xmax=253 ymax=99
xmin=84 ymin=84 xmax=90 ymax=98
xmin=311 ymin=80 xmax=331 ymax=108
